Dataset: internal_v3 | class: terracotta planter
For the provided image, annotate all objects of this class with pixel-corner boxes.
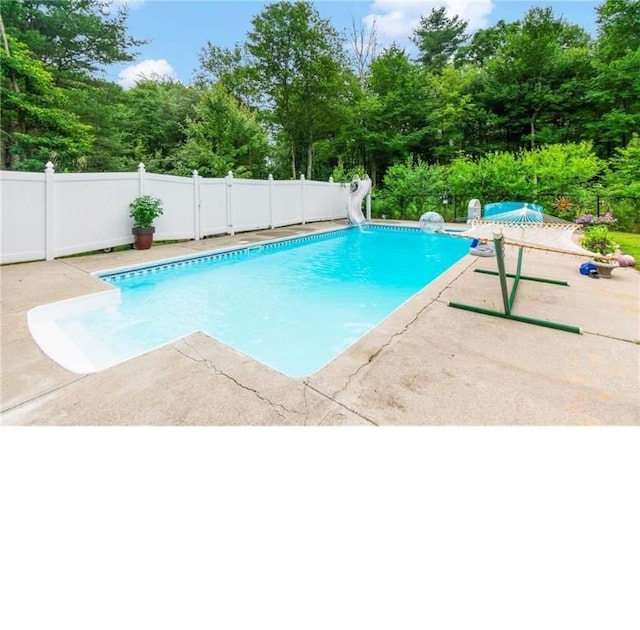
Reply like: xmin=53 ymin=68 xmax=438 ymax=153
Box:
xmin=132 ymin=226 xmax=155 ymax=250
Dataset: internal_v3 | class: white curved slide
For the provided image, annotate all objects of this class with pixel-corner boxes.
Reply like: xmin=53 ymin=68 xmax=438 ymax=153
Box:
xmin=347 ymin=176 xmax=371 ymax=225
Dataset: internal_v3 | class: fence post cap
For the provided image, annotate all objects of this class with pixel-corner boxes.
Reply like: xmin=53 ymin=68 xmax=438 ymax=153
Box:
xmin=192 ymin=169 xmax=198 ymax=177
xmin=268 ymin=173 xmax=273 ymax=180
xmin=45 ymin=161 xmax=54 ymax=172
xmin=137 ymin=162 xmax=146 ymax=172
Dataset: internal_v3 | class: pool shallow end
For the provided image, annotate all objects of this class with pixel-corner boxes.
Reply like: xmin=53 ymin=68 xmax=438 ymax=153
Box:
xmin=28 ymin=289 xmax=121 ymax=374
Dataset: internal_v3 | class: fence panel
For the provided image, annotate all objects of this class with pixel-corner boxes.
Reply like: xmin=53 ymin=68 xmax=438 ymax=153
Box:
xmin=271 ymin=181 xmax=303 ymax=227
xmin=231 ymin=179 xmax=271 ymax=232
xmin=0 ymin=171 xmax=46 ymax=263
xmin=304 ymin=181 xmax=348 ymax=222
xmin=329 ymin=182 xmax=350 ymax=220
xmin=199 ymin=179 xmax=227 ymax=237
xmin=54 ymin=173 xmax=139 ymax=257
xmin=146 ymin=173 xmax=196 ymax=240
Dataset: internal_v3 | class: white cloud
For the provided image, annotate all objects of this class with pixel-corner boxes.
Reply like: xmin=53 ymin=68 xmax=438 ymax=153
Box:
xmin=118 ymin=59 xmax=178 ymax=89
xmin=364 ymin=0 xmax=495 ymax=49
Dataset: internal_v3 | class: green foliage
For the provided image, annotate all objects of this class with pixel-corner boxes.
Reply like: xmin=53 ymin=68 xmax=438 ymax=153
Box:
xmin=521 ymin=141 xmax=605 ymax=197
xmin=455 ymin=20 xmax=515 ymax=66
xmin=129 ymin=195 xmax=164 ymax=228
xmin=586 ymin=0 xmax=640 ymax=154
xmin=174 ymin=84 xmax=268 ymax=178
xmin=1 ymin=33 xmax=93 ymax=170
xmin=600 ymin=135 xmax=640 ymax=230
xmin=375 ymin=156 xmax=447 ymax=219
xmin=595 ymin=0 xmax=640 ymax=62
xmin=2 ymin=0 xmax=144 ymax=82
xmin=581 ymin=224 xmax=617 ymax=256
xmin=67 ymin=79 xmax=132 ymax=171
xmin=244 ymin=0 xmax=349 ymax=179
xmin=607 ymin=201 xmax=640 ymax=232
xmin=1 ymin=0 xmax=140 ymax=170
xmin=330 ymin=160 xmax=365 ymax=183
xmin=477 ymin=151 xmax=533 ymax=200
xmin=605 ymin=134 xmax=640 ymax=197
xmin=367 ymin=142 xmax=610 ymax=221
xmin=121 ymin=80 xmax=199 ymax=173
xmin=426 ymin=65 xmax=482 ymax=160
xmin=480 ymin=7 xmax=593 ymax=151
xmin=362 ymin=46 xmax=431 ymax=181
xmin=411 ymin=7 xmax=468 ymax=72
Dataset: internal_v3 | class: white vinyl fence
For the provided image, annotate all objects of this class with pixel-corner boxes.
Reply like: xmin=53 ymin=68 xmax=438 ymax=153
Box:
xmin=0 ymin=163 xmax=350 ymax=264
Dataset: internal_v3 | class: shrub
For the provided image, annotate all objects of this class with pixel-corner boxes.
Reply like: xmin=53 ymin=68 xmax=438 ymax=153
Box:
xmin=581 ymin=224 xmax=617 ymax=257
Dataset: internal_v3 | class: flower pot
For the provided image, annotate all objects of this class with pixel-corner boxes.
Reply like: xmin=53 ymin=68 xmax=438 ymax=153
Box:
xmin=592 ymin=259 xmax=618 ymax=278
xmin=132 ymin=226 xmax=155 ymax=250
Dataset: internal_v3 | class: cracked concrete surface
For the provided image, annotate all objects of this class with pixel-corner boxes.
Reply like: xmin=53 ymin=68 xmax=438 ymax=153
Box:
xmin=1 ymin=221 xmax=639 ymax=425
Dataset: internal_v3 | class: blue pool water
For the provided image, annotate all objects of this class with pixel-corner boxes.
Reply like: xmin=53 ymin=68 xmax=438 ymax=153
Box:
xmin=56 ymin=226 xmax=469 ymax=376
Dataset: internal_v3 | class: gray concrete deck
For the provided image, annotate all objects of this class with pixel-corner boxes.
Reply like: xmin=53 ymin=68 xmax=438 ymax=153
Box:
xmin=1 ymin=220 xmax=639 ymax=425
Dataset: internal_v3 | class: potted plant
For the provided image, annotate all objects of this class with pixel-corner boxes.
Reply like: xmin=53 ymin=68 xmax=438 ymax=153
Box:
xmin=129 ymin=195 xmax=164 ymax=250
xmin=581 ymin=224 xmax=618 ymax=278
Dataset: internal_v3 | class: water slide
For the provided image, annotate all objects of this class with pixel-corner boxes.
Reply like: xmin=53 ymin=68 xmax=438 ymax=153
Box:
xmin=347 ymin=176 xmax=371 ymax=225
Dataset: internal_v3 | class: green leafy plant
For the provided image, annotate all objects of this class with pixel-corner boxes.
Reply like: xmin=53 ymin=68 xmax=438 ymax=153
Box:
xmin=129 ymin=195 xmax=164 ymax=229
xmin=581 ymin=224 xmax=617 ymax=258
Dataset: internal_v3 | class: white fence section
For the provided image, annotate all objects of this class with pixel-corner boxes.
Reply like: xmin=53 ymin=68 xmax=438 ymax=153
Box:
xmin=0 ymin=163 xmax=350 ymax=264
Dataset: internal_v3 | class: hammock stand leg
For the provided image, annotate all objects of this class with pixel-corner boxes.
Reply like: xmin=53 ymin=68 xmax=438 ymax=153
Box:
xmin=448 ymin=233 xmax=582 ymax=334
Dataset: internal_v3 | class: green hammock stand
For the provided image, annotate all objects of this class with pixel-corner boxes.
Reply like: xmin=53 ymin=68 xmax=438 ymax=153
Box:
xmin=448 ymin=231 xmax=582 ymax=334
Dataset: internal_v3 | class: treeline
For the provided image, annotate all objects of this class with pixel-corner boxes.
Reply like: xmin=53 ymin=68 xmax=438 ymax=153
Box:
xmin=1 ymin=0 xmax=639 ymax=218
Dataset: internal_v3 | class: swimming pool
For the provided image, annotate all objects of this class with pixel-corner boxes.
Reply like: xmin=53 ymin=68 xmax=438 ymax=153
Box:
xmin=29 ymin=225 xmax=469 ymax=377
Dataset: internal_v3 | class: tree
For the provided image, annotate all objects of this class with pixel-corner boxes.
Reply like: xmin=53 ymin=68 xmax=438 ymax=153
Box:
xmin=587 ymin=0 xmax=640 ymax=154
xmin=195 ymin=43 xmax=258 ymax=108
xmin=479 ymin=7 xmax=593 ymax=151
xmin=67 ymin=78 xmax=132 ymax=171
xmin=348 ymin=15 xmax=378 ymax=90
xmin=424 ymin=65 xmax=482 ymax=161
xmin=174 ymin=84 xmax=269 ymax=178
xmin=1 ymin=0 xmax=144 ymax=85
xmin=1 ymin=0 xmax=143 ymax=171
xmin=604 ymin=134 xmax=640 ymax=197
xmin=120 ymin=80 xmax=199 ymax=173
xmin=245 ymin=0 xmax=349 ymax=179
xmin=595 ymin=0 xmax=640 ymax=61
xmin=1 ymin=32 xmax=92 ymax=170
xmin=602 ymin=133 xmax=640 ymax=230
xmin=411 ymin=7 xmax=468 ymax=72
xmin=455 ymin=20 xmax=516 ymax=66
xmin=362 ymin=46 xmax=431 ymax=182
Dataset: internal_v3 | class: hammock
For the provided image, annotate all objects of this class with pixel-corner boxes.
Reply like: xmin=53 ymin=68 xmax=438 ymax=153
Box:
xmin=448 ymin=204 xmax=593 ymax=334
xmin=459 ymin=204 xmax=608 ymax=259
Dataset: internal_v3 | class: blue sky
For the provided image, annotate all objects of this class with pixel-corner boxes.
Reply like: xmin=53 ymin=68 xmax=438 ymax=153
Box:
xmin=109 ymin=1 xmax=601 ymax=87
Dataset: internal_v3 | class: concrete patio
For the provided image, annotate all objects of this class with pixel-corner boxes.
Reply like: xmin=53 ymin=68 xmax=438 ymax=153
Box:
xmin=1 ymin=220 xmax=638 ymax=425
